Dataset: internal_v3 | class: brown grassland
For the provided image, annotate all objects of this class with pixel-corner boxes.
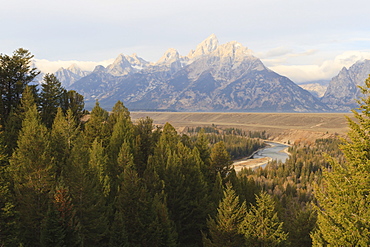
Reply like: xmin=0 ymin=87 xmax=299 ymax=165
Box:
xmin=131 ymin=112 xmax=350 ymax=144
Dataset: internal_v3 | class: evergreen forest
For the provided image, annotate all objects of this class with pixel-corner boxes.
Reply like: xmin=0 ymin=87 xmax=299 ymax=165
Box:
xmin=0 ymin=49 xmax=370 ymax=246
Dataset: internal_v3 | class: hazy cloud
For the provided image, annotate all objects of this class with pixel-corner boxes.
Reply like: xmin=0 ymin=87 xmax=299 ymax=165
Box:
xmin=269 ymin=51 xmax=370 ymax=83
xmin=3 ymin=0 xmax=370 ymax=83
xmin=33 ymin=59 xmax=114 ymax=73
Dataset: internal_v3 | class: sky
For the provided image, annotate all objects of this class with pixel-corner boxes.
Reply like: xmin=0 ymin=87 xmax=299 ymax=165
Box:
xmin=2 ymin=0 xmax=370 ymax=83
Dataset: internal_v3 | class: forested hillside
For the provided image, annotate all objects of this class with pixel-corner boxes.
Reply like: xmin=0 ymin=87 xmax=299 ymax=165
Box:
xmin=1 ymin=49 xmax=369 ymax=246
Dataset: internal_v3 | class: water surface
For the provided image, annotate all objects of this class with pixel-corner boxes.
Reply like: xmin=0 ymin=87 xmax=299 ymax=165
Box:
xmin=253 ymin=142 xmax=289 ymax=167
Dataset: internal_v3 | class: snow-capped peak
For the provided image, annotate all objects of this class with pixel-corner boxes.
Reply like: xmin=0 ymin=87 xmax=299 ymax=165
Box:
xmin=67 ymin=63 xmax=82 ymax=74
xmin=187 ymin=34 xmax=219 ymax=59
xmin=156 ymin=48 xmax=180 ymax=65
xmin=105 ymin=54 xmax=133 ymax=76
xmin=215 ymin=41 xmax=253 ymax=59
xmin=126 ymin=53 xmax=149 ymax=69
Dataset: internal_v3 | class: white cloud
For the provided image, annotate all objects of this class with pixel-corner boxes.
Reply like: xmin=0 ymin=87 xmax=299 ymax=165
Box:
xmin=267 ymin=51 xmax=370 ymax=83
xmin=33 ymin=58 xmax=114 ymax=73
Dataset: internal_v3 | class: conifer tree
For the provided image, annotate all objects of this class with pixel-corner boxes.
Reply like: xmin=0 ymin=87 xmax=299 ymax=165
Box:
xmin=83 ymin=101 xmax=110 ymax=146
xmin=68 ymin=134 xmax=108 ymax=246
xmin=210 ymin=141 xmax=233 ymax=180
xmin=134 ymin=117 xmax=156 ymax=175
xmin=115 ymin=141 xmax=134 ymax=190
xmin=50 ymin=108 xmax=79 ymax=180
xmin=52 ymin=179 xmax=81 ymax=246
xmin=40 ymin=74 xmax=65 ymax=128
xmin=203 ymin=184 xmax=246 ymax=247
xmin=0 ymin=48 xmax=39 ymax=123
xmin=0 ymin=140 xmax=19 ymax=246
xmin=75 ymin=159 xmax=109 ymax=246
xmin=90 ymin=138 xmax=110 ymax=197
xmin=3 ymin=85 xmax=36 ymax=156
xmin=117 ymin=165 xmax=159 ymax=246
xmin=240 ymin=191 xmax=288 ymax=246
xmin=163 ymin=142 xmax=209 ymax=246
xmin=62 ymin=90 xmax=85 ymax=120
xmin=9 ymin=92 xmax=53 ymax=245
xmin=195 ymin=129 xmax=211 ymax=166
xmin=40 ymin=203 xmax=66 ymax=247
xmin=311 ymin=75 xmax=370 ymax=246
xmin=108 ymin=101 xmax=134 ymax=196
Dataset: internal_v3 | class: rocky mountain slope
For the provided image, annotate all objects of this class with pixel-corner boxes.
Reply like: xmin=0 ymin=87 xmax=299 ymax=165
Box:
xmin=67 ymin=35 xmax=329 ymax=112
xmin=297 ymin=80 xmax=329 ymax=98
xmin=55 ymin=64 xmax=90 ymax=87
xmin=321 ymin=59 xmax=370 ymax=111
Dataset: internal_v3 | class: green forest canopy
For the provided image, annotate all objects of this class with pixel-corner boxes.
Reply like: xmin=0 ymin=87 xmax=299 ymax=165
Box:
xmin=0 ymin=49 xmax=369 ymax=246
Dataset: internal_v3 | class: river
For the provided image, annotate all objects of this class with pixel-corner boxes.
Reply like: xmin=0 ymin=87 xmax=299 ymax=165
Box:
xmin=233 ymin=141 xmax=290 ymax=171
xmin=253 ymin=142 xmax=290 ymax=167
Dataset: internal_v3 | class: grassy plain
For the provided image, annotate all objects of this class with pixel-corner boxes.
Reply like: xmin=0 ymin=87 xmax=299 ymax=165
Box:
xmin=131 ymin=112 xmax=351 ymax=144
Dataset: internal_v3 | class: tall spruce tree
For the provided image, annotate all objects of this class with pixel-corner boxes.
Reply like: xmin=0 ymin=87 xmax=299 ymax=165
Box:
xmin=50 ymin=108 xmax=79 ymax=180
xmin=3 ymin=85 xmax=37 ymax=156
xmin=9 ymin=91 xmax=53 ymax=245
xmin=83 ymin=101 xmax=110 ymax=146
xmin=210 ymin=141 xmax=233 ymax=180
xmin=40 ymin=74 xmax=65 ymax=128
xmin=0 ymin=135 xmax=19 ymax=246
xmin=240 ymin=191 xmax=288 ymax=246
xmin=62 ymin=90 xmax=85 ymax=120
xmin=134 ymin=117 xmax=156 ymax=176
xmin=203 ymin=184 xmax=246 ymax=247
xmin=311 ymin=75 xmax=370 ymax=246
xmin=0 ymin=48 xmax=39 ymax=124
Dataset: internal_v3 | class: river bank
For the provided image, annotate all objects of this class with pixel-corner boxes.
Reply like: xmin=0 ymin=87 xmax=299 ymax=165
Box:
xmin=232 ymin=141 xmax=290 ymax=172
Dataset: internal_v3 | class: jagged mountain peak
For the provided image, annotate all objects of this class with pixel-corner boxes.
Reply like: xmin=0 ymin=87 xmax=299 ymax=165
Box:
xmin=70 ymin=35 xmax=330 ymax=112
xmin=321 ymin=59 xmax=370 ymax=111
xmin=67 ymin=63 xmax=83 ymax=74
xmin=187 ymin=34 xmax=219 ymax=59
xmin=216 ymin=41 xmax=253 ymax=58
xmin=157 ymin=48 xmax=180 ymax=65
xmin=106 ymin=53 xmax=133 ymax=76
xmin=93 ymin=65 xmax=106 ymax=73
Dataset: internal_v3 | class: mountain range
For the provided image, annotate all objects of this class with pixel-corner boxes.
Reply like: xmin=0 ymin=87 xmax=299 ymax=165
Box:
xmin=46 ymin=35 xmax=370 ymax=112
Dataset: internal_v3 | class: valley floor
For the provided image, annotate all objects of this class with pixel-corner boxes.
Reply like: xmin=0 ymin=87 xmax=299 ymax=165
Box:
xmin=131 ymin=112 xmax=350 ymax=144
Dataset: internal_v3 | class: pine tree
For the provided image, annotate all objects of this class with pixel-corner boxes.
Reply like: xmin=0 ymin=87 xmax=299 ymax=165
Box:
xmin=210 ymin=141 xmax=233 ymax=180
xmin=40 ymin=203 xmax=66 ymax=247
xmin=311 ymin=75 xmax=370 ymax=246
xmin=240 ymin=191 xmax=288 ymax=246
xmin=74 ymin=158 xmax=109 ymax=246
xmin=83 ymin=101 xmax=110 ymax=146
xmin=50 ymin=108 xmax=79 ymax=180
xmin=163 ymin=143 xmax=209 ymax=246
xmin=195 ymin=129 xmax=211 ymax=167
xmin=133 ymin=117 xmax=156 ymax=176
xmin=0 ymin=139 xmax=19 ymax=246
xmin=52 ymin=180 xmax=81 ymax=247
xmin=0 ymin=48 xmax=39 ymax=124
xmin=9 ymin=94 xmax=53 ymax=245
xmin=62 ymin=90 xmax=85 ymax=120
xmin=3 ymin=85 xmax=36 ymax=156
xmin=203 ymin=184 xmax=246 ymax=247
xmin=117 ymin=165 xmax=157 ymax=246
xmin=108 ymin=101 xmax=134 ymax=197
xmin=39 ymin=74 xmax=66 ymax=128
xmin=89 ymin=138 xmax=110 ymax=198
